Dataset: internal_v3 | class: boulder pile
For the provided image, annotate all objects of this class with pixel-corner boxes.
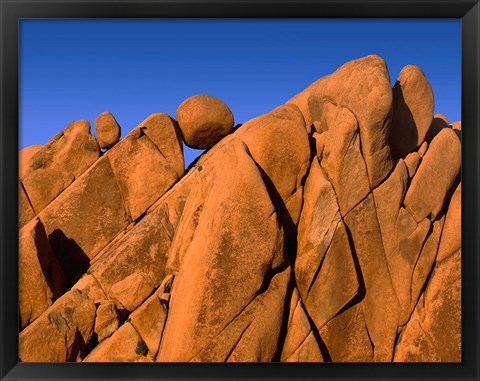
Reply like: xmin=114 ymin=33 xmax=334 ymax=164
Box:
xmin=18 ymin=55 xmax=461 ymax=362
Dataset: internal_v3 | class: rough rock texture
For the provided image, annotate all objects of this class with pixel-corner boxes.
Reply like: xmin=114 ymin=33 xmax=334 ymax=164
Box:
xmin=176 ymin=94 xmax=234 ymax=149
xmin=94 ymin=111 xmax=121 ymax=149
xmin=389 ymin=65 xmax=434 ymax=158
xmin=18 ymin=56 xmax=461 ymax=363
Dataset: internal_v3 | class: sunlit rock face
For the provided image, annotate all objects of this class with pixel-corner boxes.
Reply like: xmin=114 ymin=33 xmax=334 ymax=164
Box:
xmin=18 ymin=55 xmax=461 ymax=363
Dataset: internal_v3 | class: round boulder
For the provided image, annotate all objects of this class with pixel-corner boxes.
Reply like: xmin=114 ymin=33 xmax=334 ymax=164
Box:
xmin=176 ymin=95 xmax=234 ymax=149
xmin=95 ymin=111 xmax=121 ymax=149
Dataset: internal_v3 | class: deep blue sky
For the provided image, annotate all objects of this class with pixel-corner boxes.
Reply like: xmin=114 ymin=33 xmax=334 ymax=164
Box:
xmin=20 ymin=19 xmax=461 ymax=166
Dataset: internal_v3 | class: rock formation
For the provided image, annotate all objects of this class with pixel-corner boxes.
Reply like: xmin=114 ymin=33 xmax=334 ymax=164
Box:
xmin=18 ymin=55 xmax=461 ymax=363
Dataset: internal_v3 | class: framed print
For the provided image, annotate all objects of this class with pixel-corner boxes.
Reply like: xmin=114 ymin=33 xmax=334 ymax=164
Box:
xmin=1 ymin=0 xmax=479 ymax=380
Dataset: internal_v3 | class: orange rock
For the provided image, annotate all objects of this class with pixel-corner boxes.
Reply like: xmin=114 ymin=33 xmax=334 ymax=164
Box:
xmin=295 ymin=157 xmax=341 ymax=299
xmin=19 ymin=289 xmax=96 ymax=362
xmin=395 ymin=250 xmax=461 ymax=361
xmin=109 ymin=272 xmax=155 ymax=312
xmin=19 ymin=218 xmax=65 ymax=329
xmin=129 ymin=290 xmax=167 ymax=357
xmin=289 ymin=55 xmax=394 ymax=188
xmin=404 ymin=128 xmax=461 ymax=222
xmin=372 ymin=159 xmax=409 ymax=256
xmin=425 ymin=114 xmax=449 ymax=143
xmin=280 ymin=288 xmax=323 ymax=362
xmin=94 ymin=300 xmax=119 ymax=342
xmin=38 ymin=157 xmax=129 ymax=282
xmin=343 ymin=194 xmax=399 ymax=361
xmin=106 ymin=115 xmax=183 ymax=221
xmin=94 ymin=111 xmax=121 ymax=149
xmin=315 ymin=103 xmax=370 ymax=216
xmin=84 ymin=322 xmax=153 ymax=362
xmin=22 ymin=120 xmax=100 ymax=213
xmin=437 ymin=183 xmax=461 ymax=262
xmin=88 ymin=198 xmax=183 ymax=293
xmin=157 ymin=140 xmax=286 ymax=361
xmin=404 ymin=152 xmax=421 ymax=178
xmin=238 ymin=104 xmax=310 ymax=203
xmin=72 ymin=274 xmax=107 ymax=304
xmin=19 ymin=181 xmax=35 ymax=229
xmin=176 ymin=94 xmax=234 ymax=149
xmin=390 ymin=65 xmax=434 ymax=157
xmin=319 ymin=303 xmax=374 ymax=362
xmin=304 ymin=222 xmax=359 ymax=331
xmin=19 ymin=144 xmax=42 ymax=179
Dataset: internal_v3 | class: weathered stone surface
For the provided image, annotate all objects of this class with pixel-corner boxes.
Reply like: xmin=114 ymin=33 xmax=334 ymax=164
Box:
xmin=19 ymin=289 xmax=96 ymax=362
xmin=315 ymin=102 xmax=370 ymax=215
xmin=157 ymin=140 xmax=286 ymax=361
xmin=181 ymin=266 xmax=291 ymax=362
xmin=72 ymin=274 xmax=107 ymax=304
xmin=304 ymin=222 xmax=359 ymax=331
xmin=390 ymin=65 xmax=434 ymax=157
xmin=295 ymin=157 xmax=341 ymax=299
xmin=289 ymin=55 xmax=394 ymax=188
xmin=395 ymin=250 xmax=461 ymax=361
xmin=94 ymin=300 xmax=119 ymax=342
xmin=437 ymin=183 xmax=461 ymax=262
xmin=88 ymin=198 xmax=182 ymax=293
xmin=39 ymin=157 xmax=129 ymax=282
xmin=22 ymin=120 xmax=100 ymax=213
xmin=107 ymin=126 xmax=181 ymax=221
xmin=386 ymin=218 xmax=430 ymax=325
xmin=410 ymin=215 xmax=445 ymax=318
xmin=280 ymin=288 xmax=323 ymax=362
xmin=404 ymin=128 xmax=461 ymax=222
xmin=421 ymin=250 xmax=461 ymax=361
xmin=418 ymin=141 xmax=428 ymax=157
xmin=84 ymin=322 xmax=153 ymax=362
xmin=238 ymin=104 xmax=310 ymax=202
xmin=344 ymin=195 xmax=400 ymax=361
xmin=19 ymin=144 xmax=42 ymax=179
xmin=129 ymin=290 xmax=167 ymax=356
xmin=19 ymin=181 xmax=35 ymax=229
xmin=94 ymin=111 xmax=121 ymax=149
xmin=176 ymin=94 xmax=234 ymax=149
xmin=320 ymin=304 xmax=374 ymax=362
xmin=404 ymin=152 xmax=421 ymax=178
xmin=109 ymin=272 xmax=155 ymax=312
xmin=19 ymin=218 xmax=65 ymax=329
xmin=372 ymin=159 xmax=409 ymax=256
xmin=425 ymin=114 xmax=449 ymax=143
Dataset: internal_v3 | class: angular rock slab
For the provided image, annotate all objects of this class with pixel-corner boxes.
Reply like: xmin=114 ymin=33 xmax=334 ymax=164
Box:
xmin=304 ymin=222 xmax=359 ymax=331
xmin=157 ymin=139 xmax=287 ymax=361
xmin=395 ymin=250 xmax=461 ymax=361
xmin=84 ymin=322 xmax=153 ymax=362
xmin=437 ymin=183 xmax=461 ymax=262
xmin=315 ymin=102 xmax=370 ymax=215
xmin=280 ymin=288 xmax=323 ymax=362
xmin=106 ymin=114 xmax=183 ymax=221
xmin=19 ymin=289 xmax=96 ymax=362
xmin=288 ymin=55 xmax=394 ymax=188
xmin=109 ymin=272 xmax=155 ymax=312
xmin=390 ymin=65 xmax=434 ymax=158
xmin=39 ymin=157 xmax=130 ymax=282
xmin=295 ymin=157 xmax=341 ymax=300
xmin=344 ymin=194 xmax=400 ymax=361
xmin=319 ymin=303 xmax=374 ymax=362
xmin=238 ymin=103 xmax=310 ymax=204
xmin=19 ymin=181 xmax=36 ymax=229
xmin=404 ymin=128 xmax=461 ymax=222
xmin=19 ymin=218 xmax=65 ymax=329
xmin=22 ymin=120 xmax=100 ymax=213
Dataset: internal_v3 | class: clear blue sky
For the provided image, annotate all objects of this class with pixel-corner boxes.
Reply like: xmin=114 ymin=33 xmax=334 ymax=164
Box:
xmin=19 ymin=19 xmax=461 ymax=167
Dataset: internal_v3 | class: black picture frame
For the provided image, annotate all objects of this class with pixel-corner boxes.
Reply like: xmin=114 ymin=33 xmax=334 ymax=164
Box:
xmin=1 ymin=1 xmax=479 ymax=380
